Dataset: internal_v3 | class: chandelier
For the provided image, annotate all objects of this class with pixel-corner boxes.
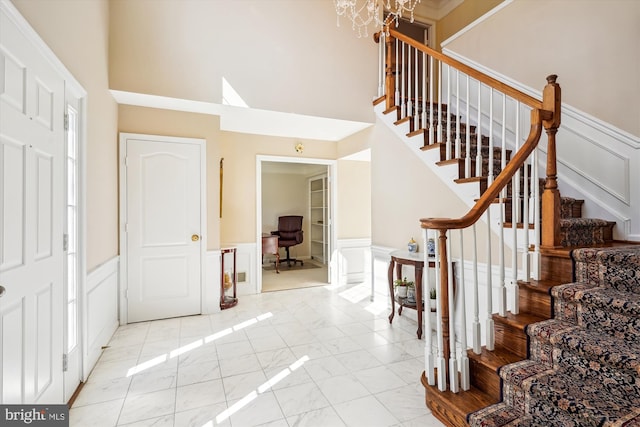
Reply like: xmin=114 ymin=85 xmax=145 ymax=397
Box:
xmin=334 ymin=0 xmax=421 ymax=37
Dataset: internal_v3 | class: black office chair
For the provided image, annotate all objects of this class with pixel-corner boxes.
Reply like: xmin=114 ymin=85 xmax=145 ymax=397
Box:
xmin=271 ymin=215 xmax=304 ymax=267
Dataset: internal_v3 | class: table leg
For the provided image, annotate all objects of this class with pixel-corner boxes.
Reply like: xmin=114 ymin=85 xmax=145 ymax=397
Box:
xmin=415 ymin=264 xmax=423 ymax=339
xmin=388 ymin=259 xmax=395 ymax=323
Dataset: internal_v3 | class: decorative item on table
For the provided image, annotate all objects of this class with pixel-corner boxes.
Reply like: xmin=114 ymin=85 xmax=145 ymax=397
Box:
xmin=393 ymin=277 xmax=414 ymax=298
xmin=407 ymin=237 xmax=418 ymax=253
xmin=427 ymin=238 xmax=435 ymax=256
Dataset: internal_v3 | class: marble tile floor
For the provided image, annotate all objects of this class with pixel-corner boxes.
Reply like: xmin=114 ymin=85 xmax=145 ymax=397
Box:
xmin=70 ymin=282 xmax=446 ymax=427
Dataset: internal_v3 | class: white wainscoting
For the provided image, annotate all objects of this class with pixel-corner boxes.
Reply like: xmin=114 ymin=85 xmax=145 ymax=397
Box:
xmin=84 ymin=256 xmax=119 ymax=378
xmin=335 ymin=238 xmax=371 ymax=285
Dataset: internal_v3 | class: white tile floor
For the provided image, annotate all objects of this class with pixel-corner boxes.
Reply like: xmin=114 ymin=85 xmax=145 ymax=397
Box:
xmin=70 ymin=281 xmax=445 ymax=427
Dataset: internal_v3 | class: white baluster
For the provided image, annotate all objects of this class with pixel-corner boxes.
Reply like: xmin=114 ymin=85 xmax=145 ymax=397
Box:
xmin=437 ymin=62 xmax=443 ymax=145
xmin=422 ymin=52 xmax=426 ymax=132
xmin=472 ymin=224 xmax=481 ymax=354
xmin=476 ymin=82 xmax=482 ymax=178
xmin=378 ymin=31 xmax=385 ymax=97
xmin=446 ymin=65 xmax=452 ymax=160
xmin=423 ymin=228 xmax=435 ymax=385
xmin=465 ymin=75 xmax=471 ymax=178
xmin=429 ymin=56 xmax=435 ymax=145
xmin=488 ymin=88 xmax=494 ymax=186
xmin=394 ymin=38 xmax=400 ymax=107
xmin=447 ymin=237 xmax=458 ymax=393
xmin=459 ymin=230 xmax=470 ymax=391
xmin=434 ymin=233 xmax=447 ymax=391
xmin=414 ymin=47 xmax=419 ymax=126
xmin=401 ymin=42 xmax=406 ymax=118
xmin=455 ymin=70 xmax=461 ymax=159
xmin=485 ymin=207 xmax=494 ymax=351
xmin=498 ymin=94 xmax=506 ymax=317
xmin=407 ymin=45 xmax=412 ymax=118
xmin=532 ymin=146 xmax=541 ymax=280
xmin=511 ymin=103 xmax=521 ymax=314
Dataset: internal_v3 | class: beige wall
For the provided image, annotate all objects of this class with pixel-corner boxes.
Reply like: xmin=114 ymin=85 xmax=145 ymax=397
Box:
xmin=371 ymin=120 xmax=468 ymax=250
xmin=444 ymin=0 xmax=640 ymax=137
xmin=117 ymin=105 xmax=222 ymax=250
xmin=435 ymin=0 xmax=504 ymax=49
xmin=109 ymin=0 xmax=377 ymax=124
xmin=337 ymin=160 xmax=371 ymax=239
xmin=220 ymin=133 xmax=337 ymax=245
xmin=11 ymin=0 xmax=119 ymax=271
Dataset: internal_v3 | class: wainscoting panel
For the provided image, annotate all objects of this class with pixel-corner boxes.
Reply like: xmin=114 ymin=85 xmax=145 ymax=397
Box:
xmin=85 ymin=257 xmax=119 ymax=377
xmin=336 ymin=239 xmax=371 ymax=285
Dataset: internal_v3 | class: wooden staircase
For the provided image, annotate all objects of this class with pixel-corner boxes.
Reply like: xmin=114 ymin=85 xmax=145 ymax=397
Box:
xmin=376 ymin=97 xmax=625 ymax=425
xmin=371 ymin=23 xmax=638 ymax=426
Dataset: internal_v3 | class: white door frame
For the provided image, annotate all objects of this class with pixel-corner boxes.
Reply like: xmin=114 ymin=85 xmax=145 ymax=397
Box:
xmin=1 ymin=0 xmax=89 ymax=393
xmin=118 ymin=133 xmax=207 ymax=325
xmin=256 ymin=155 xmax=338 ymax=293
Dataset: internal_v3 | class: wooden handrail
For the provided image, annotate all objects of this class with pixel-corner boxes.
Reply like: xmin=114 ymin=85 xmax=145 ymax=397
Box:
xmin=382 ymin=27 xmax=545 ymax=111
xmin=420 ymin=109 xmax=543 ymax=231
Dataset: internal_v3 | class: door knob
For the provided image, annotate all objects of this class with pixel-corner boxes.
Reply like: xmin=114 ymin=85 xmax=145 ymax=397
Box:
xmin=191 ymin=234 xmax=200 ymax=242
xmin=0 ymin=285 xmax=5 ymax=298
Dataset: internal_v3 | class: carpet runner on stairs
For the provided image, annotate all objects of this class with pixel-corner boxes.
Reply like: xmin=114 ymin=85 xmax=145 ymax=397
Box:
xmin=468 ymin=246 xmax=640 ymax=426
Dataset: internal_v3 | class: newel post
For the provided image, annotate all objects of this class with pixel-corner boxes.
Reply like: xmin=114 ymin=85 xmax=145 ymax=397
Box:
xmin=541 ymin=75 xmax=562 ymax=248
xmin=437 ymin=229 xmax=451 ymax=389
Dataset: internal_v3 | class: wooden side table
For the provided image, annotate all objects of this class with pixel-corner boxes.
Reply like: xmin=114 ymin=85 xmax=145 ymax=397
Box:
xmin=388 ymin=250 xmax=436 ymax=339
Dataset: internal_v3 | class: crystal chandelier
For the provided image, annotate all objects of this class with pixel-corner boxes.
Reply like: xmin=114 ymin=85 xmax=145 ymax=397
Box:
xmin=334 ymin=0 xmax=421 ymax=37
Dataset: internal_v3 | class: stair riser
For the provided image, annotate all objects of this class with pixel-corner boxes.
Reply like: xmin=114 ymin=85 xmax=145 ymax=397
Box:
xmin=494 ymin=320 xmax=528 ymax=359
xmin=424 ymin=390 xmax=469 ymax=427
xmin=518 ymin=287 xmax=552 ymax=318
xmin=540 ymin=255 xmax=573 ymax=283
xmin=469 ymin=358 xmax=501 ymax=401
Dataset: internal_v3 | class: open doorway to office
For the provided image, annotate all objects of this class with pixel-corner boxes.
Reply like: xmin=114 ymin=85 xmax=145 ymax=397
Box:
xmin=256 ymin=156 xmax=336 ymax=293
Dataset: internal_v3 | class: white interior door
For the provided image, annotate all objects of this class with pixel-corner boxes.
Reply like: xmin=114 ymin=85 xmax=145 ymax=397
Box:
xmin=0 ymin=6 xmax=65 ymax=403
xmin=123 ymin=135 xmax=203 ymax=323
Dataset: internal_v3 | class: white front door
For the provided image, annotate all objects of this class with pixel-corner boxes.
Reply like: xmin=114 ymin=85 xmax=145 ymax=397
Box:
xmin=122 ymin=134 xmax=203 ymax=323
xmin=0 ymin=6 xmax=65 ymax=403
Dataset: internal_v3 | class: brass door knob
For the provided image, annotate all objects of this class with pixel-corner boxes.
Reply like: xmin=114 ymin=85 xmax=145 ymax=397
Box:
xmin=192 ymin=234 xmax=200 ymax=242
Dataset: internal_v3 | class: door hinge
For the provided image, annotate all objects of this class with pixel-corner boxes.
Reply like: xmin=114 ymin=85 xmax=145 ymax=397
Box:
xmin=64 ymin=113 xmax=69 ymax=131
xmin=63 ymin=233 xmax=69 ymax=251
xmin=62 ymin=353 xmax=68 ymax=372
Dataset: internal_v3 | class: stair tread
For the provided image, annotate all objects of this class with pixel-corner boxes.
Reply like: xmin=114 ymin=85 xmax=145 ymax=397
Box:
xmin=493 ymin=311 xmax=546 ymax=330
xmin=518 ymin=279 xmax=559 ymax=293
xmin=468 ymin=346 xmax=523 ymax=372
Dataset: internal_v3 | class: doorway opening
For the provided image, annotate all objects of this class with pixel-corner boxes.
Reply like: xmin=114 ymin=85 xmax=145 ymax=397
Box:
xmin=256 ymin=156 xmax=336 ymax=293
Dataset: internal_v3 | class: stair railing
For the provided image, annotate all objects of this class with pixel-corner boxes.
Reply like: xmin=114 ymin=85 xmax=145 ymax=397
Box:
xmin=375 ymin=25 xmax=561 ymax=393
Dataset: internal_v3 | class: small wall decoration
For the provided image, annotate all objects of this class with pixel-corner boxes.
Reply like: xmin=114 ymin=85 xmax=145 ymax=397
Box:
xmin=295 ymin=142 xmax=304 ymax=154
